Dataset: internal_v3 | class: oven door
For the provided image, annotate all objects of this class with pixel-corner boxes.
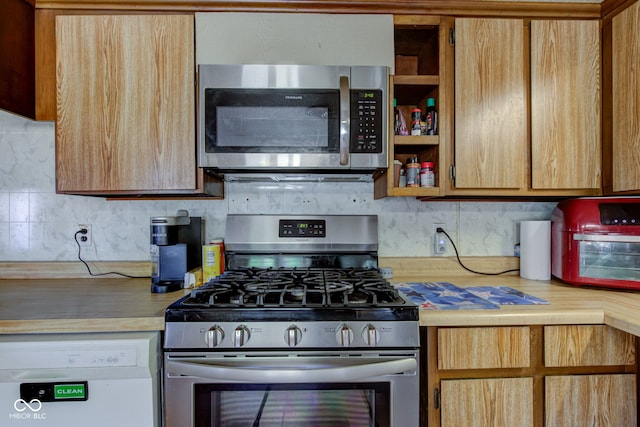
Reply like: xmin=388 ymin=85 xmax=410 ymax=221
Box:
xmin=164 ymin=350 xmax=419 ymax=427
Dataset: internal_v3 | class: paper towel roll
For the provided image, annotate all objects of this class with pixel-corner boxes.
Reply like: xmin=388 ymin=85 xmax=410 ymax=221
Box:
xmin=520 ymin=220 xmax=551 ymax=280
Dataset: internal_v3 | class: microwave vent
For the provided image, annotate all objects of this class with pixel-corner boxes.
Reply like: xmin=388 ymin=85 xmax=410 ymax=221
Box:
xmin=212 ymin=172 xmax=375 ymax=183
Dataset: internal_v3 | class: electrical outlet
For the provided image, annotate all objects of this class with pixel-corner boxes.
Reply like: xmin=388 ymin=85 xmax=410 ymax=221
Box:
xmin=77 ymin=224 xmax=92 ymax=246
xmin=433 ymin=223 xmax=447 ymax=255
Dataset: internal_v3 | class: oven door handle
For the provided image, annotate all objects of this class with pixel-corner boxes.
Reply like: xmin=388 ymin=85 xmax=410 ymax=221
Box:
xmin=167 ymin=357 xmax=417 ymax=383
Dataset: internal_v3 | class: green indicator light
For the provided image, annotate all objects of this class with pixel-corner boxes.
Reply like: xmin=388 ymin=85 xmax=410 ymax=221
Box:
xmin=54 ymin=384 xmax=86 ymax=399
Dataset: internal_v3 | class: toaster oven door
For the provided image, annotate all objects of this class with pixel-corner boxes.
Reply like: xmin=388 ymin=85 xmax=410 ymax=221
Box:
xmin=574 ymin=234 xmax=640 ymax=284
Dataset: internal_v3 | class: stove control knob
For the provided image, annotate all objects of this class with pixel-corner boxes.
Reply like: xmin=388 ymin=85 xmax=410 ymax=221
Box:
xmin=205 ymin=325 xmax=225 ymax=348
xmin=233 ymin=325 xmax=251 ymax=348
xmin=284 ymin=325 xmax=302 ymax=347
xmin=336 ymin=324 xmax=354 ymax=347
xmin=362 ymin=324 xmax=380 ymax=347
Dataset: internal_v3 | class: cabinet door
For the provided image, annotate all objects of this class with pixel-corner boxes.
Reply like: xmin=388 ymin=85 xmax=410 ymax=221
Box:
xmin=545 ymin=375 xmax=637 ymax=427
xmin=441 ymin=377 xmax=533 ymax=427
xmin=453 ymin=18 xmax=527 ymax=190
xmin=612 ymin=2 xmax=640 ymax=193
xmin=438 ymin=326 xmax=530 ymax=370
xmin=544 ymin=325 xmax=636 ymax=367
xmin=531 ymin=20 xmax=600 ymax=190
xmin=56 ymin=15 xmax=196 ymax=193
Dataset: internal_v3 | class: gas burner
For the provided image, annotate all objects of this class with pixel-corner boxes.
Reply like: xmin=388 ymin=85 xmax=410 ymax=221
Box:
xmin=177 ymin=267 xmax=409 ymax=309
xmin=325 ymin=281 xmax=354 ymax=293
xmin=346 ymin=293 xmax=370 ymax=304
xmin=244 ymin=280 xmax=295 ymax=292
xmin=288 ymin=287 xmax=306 ymax=300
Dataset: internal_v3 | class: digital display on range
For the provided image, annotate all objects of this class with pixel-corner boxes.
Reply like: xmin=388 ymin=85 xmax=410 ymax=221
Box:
xmin=279 ymin=219 xmax=326 ymax=237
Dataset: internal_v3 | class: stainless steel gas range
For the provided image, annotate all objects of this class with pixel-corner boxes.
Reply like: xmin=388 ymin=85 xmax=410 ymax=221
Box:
xmin=163 ymin=215 xmax=419 ymax=427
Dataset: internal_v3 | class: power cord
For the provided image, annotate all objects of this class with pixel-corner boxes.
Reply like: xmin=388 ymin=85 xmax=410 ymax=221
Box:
xmin=74 ymin=229 xmax=150 ymax=278
xmin=437 ymin=227 xmax=520 ymax=276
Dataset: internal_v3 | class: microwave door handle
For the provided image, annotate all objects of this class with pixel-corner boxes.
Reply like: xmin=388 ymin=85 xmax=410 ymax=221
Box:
xmin=339 ymin=75 xmax=350 ymax=165
xmin=167 ymin=357 xmax=416 ymax=383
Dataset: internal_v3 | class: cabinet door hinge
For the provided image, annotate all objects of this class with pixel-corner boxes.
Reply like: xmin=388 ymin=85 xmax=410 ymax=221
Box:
xmin=449 ymin=29 xmax=455 ymax=46
xmin=433 ymin=386 xmax=441 ymax=410
xmin=449 ymin=164 xmax=456 ymax=183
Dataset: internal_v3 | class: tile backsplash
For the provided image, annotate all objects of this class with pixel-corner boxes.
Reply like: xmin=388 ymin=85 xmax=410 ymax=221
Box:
xmin=0 ymin=109 xmax=556 ymax=262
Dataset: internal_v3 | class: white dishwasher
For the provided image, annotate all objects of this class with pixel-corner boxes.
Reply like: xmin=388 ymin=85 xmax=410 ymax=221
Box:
xmin=0 ymin=332 xmax=159 ymax=427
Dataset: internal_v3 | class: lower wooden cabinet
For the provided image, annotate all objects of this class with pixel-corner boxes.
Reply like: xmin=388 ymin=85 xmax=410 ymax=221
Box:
xmin=426 ymin=325 xmax=638 ymax=427
xmin=441 ymin=377 xmax=533 ymax=427
xmin=545 ymin=374 xmax=637 ymax=427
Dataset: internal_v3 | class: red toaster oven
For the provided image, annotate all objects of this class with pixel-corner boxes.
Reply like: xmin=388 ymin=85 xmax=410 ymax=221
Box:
xmin=551 ymin=197 xmax=640 ymax=290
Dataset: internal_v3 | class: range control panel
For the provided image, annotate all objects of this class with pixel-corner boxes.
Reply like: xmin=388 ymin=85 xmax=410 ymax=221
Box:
xmin=279 ymin=219 xmax=326 ymax=237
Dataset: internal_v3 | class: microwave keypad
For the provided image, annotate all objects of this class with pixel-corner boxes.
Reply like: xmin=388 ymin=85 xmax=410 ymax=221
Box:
xmin=350 ymin=90 xmax=383 ymax=153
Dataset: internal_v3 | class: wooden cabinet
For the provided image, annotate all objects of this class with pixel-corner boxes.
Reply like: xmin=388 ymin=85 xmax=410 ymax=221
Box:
xmin=545 ymin=375 xmax=636 ymax=426
xmin=0 ymin=0 xmax=35 ymax=119
xmin=441 ymin=377 xmax=533 ymax=427
xmin=530 ymin=20 xmax=601 ymax=191
xmin=55 ymin=14 xmax=220 ymax=196
xmin=452 ymin=18 xmax=528 ymax=192
xmin=606 ymin=1 xmax=640 ymax=194
xmin=426 ymin=325 xmax=637 ymax=427
xmin=437 ymin=326 xmax=530 ymax=369
xmin=544 ymin=325 xmax=637 ymax=426
xmin=446 ymin=18 xmax=601 ymax=197
xmin=374 ymin=16 xmax=448 ymax=199
xmin=544 ymin=325 xmax=636 ymax=367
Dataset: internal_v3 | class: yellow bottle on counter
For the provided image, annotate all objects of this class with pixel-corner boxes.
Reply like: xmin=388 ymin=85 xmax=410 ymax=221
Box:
xmin=203 ymin=240 xmax=224 ymax=283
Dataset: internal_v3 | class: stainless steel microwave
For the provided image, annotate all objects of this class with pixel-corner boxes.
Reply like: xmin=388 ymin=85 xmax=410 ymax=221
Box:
xmin=197 ymin=64 xmax=389 ymax=176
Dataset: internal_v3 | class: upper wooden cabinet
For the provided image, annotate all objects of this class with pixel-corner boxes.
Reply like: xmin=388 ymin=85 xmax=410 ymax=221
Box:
xmin=374 ymin=15 xmax=448 ymax=199
xmin=530 ymin=20 xmax=601 ymax=190
xmin=452 ymin=18 xmax=527 ymax=191
xmin=55 ymin=14 xmax=219 ymax=196
xmin=608 ymin=1 xmax=640 ymax=194
xmin=1 ymin=0 xmax=35 ymax=119
xmin=447 ymin=17 xmax=601 ymax=197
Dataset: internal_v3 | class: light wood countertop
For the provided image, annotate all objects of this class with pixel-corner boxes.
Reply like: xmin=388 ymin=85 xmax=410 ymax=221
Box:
xmin=2 ymin=258 xmax=640 ymax=336
xmin=380 ymin=257 xmax=640 ymax=336
xmin=398 ymin=275 xmax=605 ymax=324
xmin=0 ymin=278 xmax=185 ymax=334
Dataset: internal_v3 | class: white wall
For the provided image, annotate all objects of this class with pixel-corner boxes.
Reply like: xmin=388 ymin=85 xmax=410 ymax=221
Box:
xmin=0 ymin=109 xmax=556 ymax=262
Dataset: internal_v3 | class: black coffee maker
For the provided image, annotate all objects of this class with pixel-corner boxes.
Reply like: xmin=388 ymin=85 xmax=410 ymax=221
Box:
xmin=150 ymin=210 xmax=203 ymax=293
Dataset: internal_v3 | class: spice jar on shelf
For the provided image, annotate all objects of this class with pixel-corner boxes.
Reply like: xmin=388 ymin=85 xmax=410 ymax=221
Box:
xmin=406 ymin=157 xmax=420 ymax=187
xmin=393 ymin=160 xmax=402 ymax=187
xmin=410 ymin=108 xmax=422 ymax=136
xmin=425 ymin=98 xmax=438 ymax=135
xmin=420 ymin=162 xmax=435 ymax=187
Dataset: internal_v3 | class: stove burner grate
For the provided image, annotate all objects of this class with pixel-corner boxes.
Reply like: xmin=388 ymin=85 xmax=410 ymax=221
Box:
xmin=179 ymin=267 xmax=404 ymax=309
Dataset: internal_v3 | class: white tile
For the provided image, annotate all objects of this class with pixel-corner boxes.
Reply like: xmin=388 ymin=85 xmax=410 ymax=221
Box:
xmin=9 ymin=192 xmax=29 ymax=222
xmin=0 ymin=110 xmax=562 ymax=263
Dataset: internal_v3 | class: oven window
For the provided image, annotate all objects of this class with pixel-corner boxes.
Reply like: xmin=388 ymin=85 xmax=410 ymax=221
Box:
xmin=194 ymin=383 xmax=390 ymax=427
xmin=579 ymin=240 xmax=640 ymax=281
xmin=204 ymin=89 xmax=340 ymax=154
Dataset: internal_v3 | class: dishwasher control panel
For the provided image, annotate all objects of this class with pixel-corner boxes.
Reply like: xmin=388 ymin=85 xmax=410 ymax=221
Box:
xmin=20 ymin=381 xmax=89 ymax=402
